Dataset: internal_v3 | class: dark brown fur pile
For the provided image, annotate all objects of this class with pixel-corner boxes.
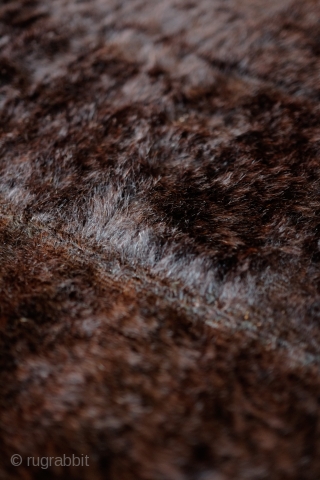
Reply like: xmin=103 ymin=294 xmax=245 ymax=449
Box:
xmin=1 ymin=1 xmax=320 ymax=479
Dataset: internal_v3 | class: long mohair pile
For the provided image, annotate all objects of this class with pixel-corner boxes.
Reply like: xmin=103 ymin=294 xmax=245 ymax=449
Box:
xmin=1 ymin=1 xmax=320 ymax=479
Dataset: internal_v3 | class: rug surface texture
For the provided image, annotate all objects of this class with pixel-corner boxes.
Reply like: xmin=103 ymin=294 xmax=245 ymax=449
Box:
xmin=1 ymin=1 xmax=320 ymax=479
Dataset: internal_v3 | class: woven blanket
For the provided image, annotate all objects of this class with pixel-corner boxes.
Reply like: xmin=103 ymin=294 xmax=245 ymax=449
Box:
xmin=1 ymin=1 xmax=320 ymax=479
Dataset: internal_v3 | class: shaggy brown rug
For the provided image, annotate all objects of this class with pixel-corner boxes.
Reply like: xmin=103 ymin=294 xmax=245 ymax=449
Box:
xmin=1 ymin=1 xmax=320 ymax=479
